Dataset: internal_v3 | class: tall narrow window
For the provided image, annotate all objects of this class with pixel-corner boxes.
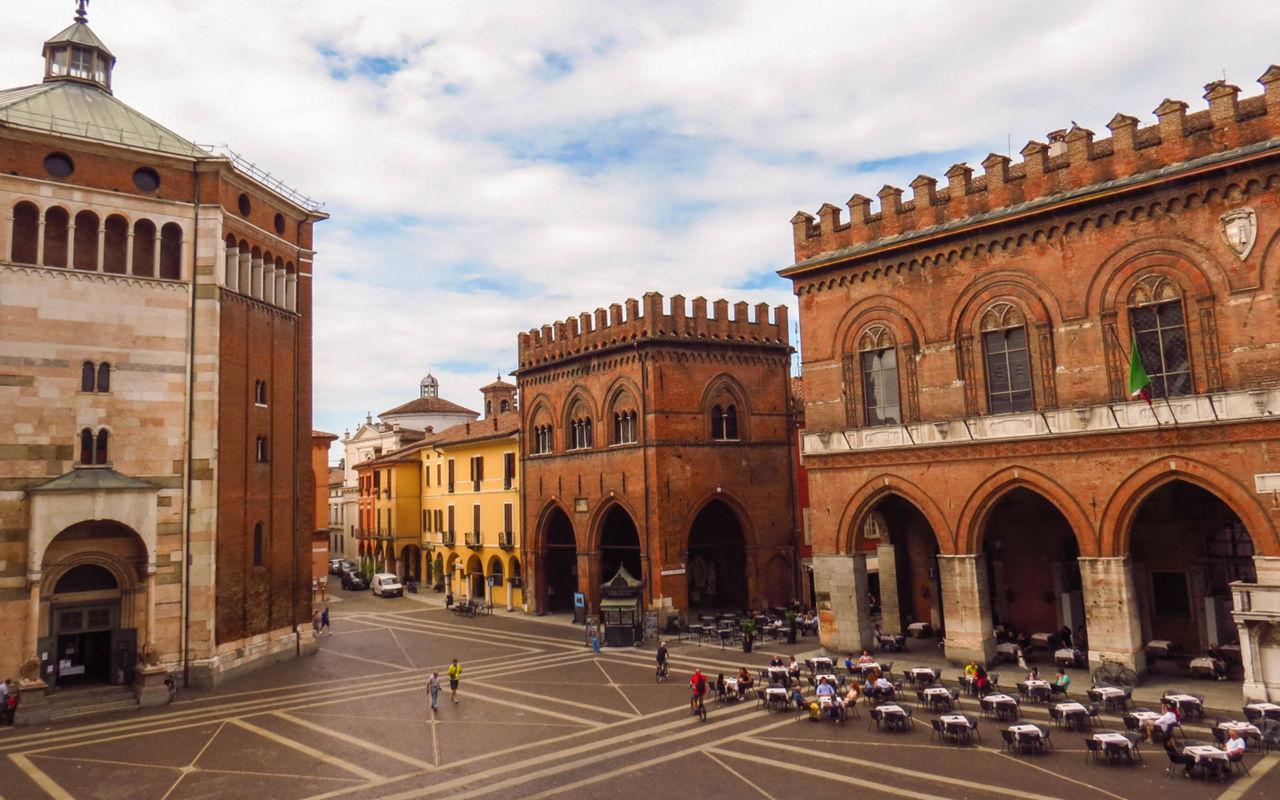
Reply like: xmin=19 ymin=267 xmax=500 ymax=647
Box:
xmin=81 ymin=361 xmax=95 ymax=392
xmin=472 ymin=504 xmax=482 ymax=544
xmin=44 ymin=207 xmax=69 ymax=267
xmin=858 ymin=326 xmax=900 ymax=426
xmin=503 ymin=503 xmax=513 ymax=536
xmin=711 ymin=404 xmax=739 ymax=440
xmin=132 ymin=219 xmax=156 ymax=276
xmin=470 ymin=456 xmax=483 ymax=491
xmin=159 ymin=223 xmax=182 ymax=279
xmin=447 ymin=459 xmax=455 ymax=493
xmin=103 ymin=215 xmax=128 ymax=273
xmin=254 ymin=380 xmax=267 ymax=405
xmin=613 ymin=410 xmax=637 ymax=444
xmin=1128 ymin=275 xmax=1192 ymax=398
xmin=980 ymin=303 xmax=1033 ymax=414
xmin=533 ymin=424 xmax=553 ymax=454
xmin=95 ymin=429 xmax=109 ymax=465
xmin=80 ymin=428 xmax=94 ymax=464
xmin=255 ymin=435 xmax=268 ymax=463
xmin=97 ymin=362 xmax=110 ymax=393
xmin=503 ymin=452 xmax=516 ymax=489
xmin=253 ymin=523 xmax=265 ymax=566
xmin=73 ymin=211 xmax=99 ymax=270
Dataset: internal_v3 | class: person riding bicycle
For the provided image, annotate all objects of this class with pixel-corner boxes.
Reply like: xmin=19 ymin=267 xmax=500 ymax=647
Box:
xmin=690 ymin=668 xmax=708 ymax=712
xmin=656 ymin=641 xmax=669 ymax=676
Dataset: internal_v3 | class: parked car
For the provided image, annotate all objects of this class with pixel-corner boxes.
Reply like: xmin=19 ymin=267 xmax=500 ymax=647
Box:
xmin=371 ymin=572 xmax=404 ymax=598
xmin=340 ymin=568 xmax=368 ymax=590
xmin=329 ymin=558 xmax=355 ymax=576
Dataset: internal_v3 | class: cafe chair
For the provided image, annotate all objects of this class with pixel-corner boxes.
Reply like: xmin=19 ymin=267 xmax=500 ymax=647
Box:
xmin=929 ymin=718 xmax=945 ymax=744
xmin=1259 ymin=719 xmax=1280 ymax=754
xmin=1228 ymin=749 xmax=1249 ymax=776
xmin=1164 ymin=748 xmax=1196 ymax=778
xmin=1084 ymin=737 xmax=1103 ymax=763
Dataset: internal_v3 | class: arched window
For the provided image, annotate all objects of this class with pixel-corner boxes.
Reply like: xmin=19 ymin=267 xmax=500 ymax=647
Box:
xmin=79 ymin=427 xmax=108 ymax=464
xmin=132 ymin=219 xmax=156 ymax=276
xmin=81 ymin=361 xmax=95 ymax=392
xmin=711 ymin=404 xmax=739 ymax=440
xmin=500 ymin=399 xmax=510 ymax=412
xmin=73 ymin=210 xmax=99 ymax=270
xmin=97 ymin=362 xmax=110 ymax=393
xmin=613 ymin=410 xmax=637 ymax=444
xmin=95 ymin=429 xmax=109 ymax=464
xmin=254 ymin=380 xmax=267 ymax=405
xmin=1128 ymin=275 xmax=1192 ymax=398
xmin=569 ymin=402 xmax=593 ymax=450
xmin=980 ymin=302 xmax=1033 ymax=413
xmin=44 ymin=206 xmax=69 ymax=267
xmin=11 ymin=202 xmax=39 ymax=264
xmin=532 ymin=424 xmax=553 ymax=455
xmin=253 ymin=523 xmax=265 ymax=566
xmin=859 ymin=325 xmax=900 ymax=426
xmin=103 ymin=215 xmax=128 ymax=274
xmin=159 ymin=223 xmax=182 ymax=279
xmin=255 ymin=435 xmax=269 ymax=463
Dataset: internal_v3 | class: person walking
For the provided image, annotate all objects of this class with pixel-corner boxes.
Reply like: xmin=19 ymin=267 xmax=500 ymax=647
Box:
xmin=428 ymin=671 xmax=441 ymax=713
xmin=311 ymin=610 xmax=321 ymax=637
xmin=320 ymin=607 xmax=330 ymax=635
xmin=447 ymin=658 xmax=462 ymax=704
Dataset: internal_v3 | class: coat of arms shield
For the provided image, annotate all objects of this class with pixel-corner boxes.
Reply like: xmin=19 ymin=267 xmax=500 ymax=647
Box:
xmin=1220 ymin=208 xmax=1257 ymax=260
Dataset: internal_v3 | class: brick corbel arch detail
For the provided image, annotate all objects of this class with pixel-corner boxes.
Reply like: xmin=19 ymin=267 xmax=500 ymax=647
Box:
xmin=952 ymin=467 xmax=1097 ymax=558
xmin=699 ymin=373 xmax=752 ymax=440
xmin=679 ymin=490 xmax=758 ymax=551
xmin=1099 ymin=457 xmax=1278 ymax=558
xmin=821 ymin=294 xmax=926 ymax=363
xmin=531 ymin=499 xmax=578 ymax=552
xmin=585 ymin=496 xmax=644 ymax=554
xmin=560 ymin=387 xmax=598 ymax=431
xmin=836 ymin=475 xmax=954 ymax=555
xmin=950 ymin=275 xmax=1059 ymax=415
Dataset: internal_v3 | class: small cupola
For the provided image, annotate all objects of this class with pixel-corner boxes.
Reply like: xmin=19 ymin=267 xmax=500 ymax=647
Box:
xmin=43 ymin=1 xmax=116 ymax=94
xmin=420 ymin=373 xmax=439 ymax=399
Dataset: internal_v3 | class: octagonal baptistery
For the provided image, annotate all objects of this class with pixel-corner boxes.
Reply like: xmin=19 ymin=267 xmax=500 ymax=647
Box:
xmin=0 ymin=5 xmax=327 ymax=711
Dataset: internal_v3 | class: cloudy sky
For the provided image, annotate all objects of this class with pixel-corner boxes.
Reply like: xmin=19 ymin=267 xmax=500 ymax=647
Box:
xmin=5 ymin=1 xmax=1279 ymax=460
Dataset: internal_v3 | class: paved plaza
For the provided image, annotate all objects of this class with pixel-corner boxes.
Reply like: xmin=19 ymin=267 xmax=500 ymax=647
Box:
xmin=1 ymin=591 xmax=1278 ymax=800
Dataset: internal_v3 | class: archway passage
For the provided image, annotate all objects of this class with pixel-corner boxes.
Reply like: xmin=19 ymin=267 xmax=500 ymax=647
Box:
xmin=399 ymin=545 xmax=420 ymax=582
xmin=686 ymin=500 xmax=748 ymax=610
xmin=868 ymin=494 xmax=941 ymax=635
xmin=466 ymin=554 xmax=484 ymax=600
xmin=542 ymin=507 xmax=578 ymax=612
xmin=1131 ymin=480 xmax=1254 ymax=654
xmin=981 ymin=488 xmax=1083 ymax=649
xmin=43 ymin=521 xmax=145 ymax=687
xmin=599 ymin=506 xmax=642 ymax=586
xmin=432 ymin=554 xmax=445 ymax=588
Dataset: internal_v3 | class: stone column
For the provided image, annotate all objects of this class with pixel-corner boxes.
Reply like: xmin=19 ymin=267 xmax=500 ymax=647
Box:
xmin=145 ymin=564 xmax=156 ymax=645
xmin=1078 ymin=556 xmax=1146 ymax=673
xmin=937 ymin=553 xmax=996 ymax=666
xmin=24 ymin=571 xmax=40 ymax=664
xmin=876 ymin=542 xmax=901 ymax=634
xmin=1236 ymin=555 xmax=1280 ymax=701
xmin=812 ymin=553 xmax=872 ymax=654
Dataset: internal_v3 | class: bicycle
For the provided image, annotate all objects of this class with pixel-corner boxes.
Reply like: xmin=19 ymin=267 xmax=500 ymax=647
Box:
xmin=1091 ymin=656 xmax=1138 ymax=688
xmin=690 ymin=691 xmax=707 ymax=722
xmin=656 ymin=661 xmax=669 ymax=683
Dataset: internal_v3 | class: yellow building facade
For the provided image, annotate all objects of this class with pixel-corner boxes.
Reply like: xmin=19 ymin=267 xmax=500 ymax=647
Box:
xmin=356 ymin=447 xmax=425 ymax=581
xmin=420 ymin=412 xmax=523 ymax=610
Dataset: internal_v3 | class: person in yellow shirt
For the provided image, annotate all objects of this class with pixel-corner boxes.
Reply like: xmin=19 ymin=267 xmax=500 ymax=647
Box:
xmin=447 ymin=658 xmax=462 ymax=704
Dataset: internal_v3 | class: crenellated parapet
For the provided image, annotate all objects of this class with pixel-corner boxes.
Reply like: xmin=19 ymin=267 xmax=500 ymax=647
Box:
xmin=517 ymin=291 xmax=789 ymax=369
xmin=790 ymin=67 xmax=1280 ymax=263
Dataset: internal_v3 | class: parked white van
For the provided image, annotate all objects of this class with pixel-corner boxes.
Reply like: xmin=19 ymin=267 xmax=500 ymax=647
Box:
xmin=371 ymin=573 xmax=404 ymax=597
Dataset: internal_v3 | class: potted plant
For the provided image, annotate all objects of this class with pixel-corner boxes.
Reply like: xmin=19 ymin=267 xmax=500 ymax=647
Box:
xmin=740 ymin=618 xmax=756 ymax=653
xmin=784 ymin=610 xmax=798 ymax=644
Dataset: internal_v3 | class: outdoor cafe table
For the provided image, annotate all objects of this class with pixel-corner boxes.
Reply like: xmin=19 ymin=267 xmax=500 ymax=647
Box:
xmin=1025 ymin=679 xmax=1052 ymax=702
xmin=1184 ymin=744 xmax=1228 ymax=768
xmin=809 ymin=656 xmax=833 ymax=673
xmin=1056 ymin=701 xmax=1090 ymax=730
xmin=764 ymin=686 xmax=789 ymax=709
xmin=856 ymin=661 xmax=881 ymax=677
xmin=983 ymin=693 xmax=1019 ymax=719
xmin=1130 ymin=710 xmax=1160 ymax=725
xmin=817 ymin=695 xmax=846 ymax=721
xmin=815 ymin=672 xmax=839 ymax=686
xmin=1094 ymin=731 xmax=1138 ymax=762
xmin=877 ymin=703 xmax=910 ymax=730
xmin=924 ymin=686 xmax=952 ymax=710
xmin=1092 ymin=685 xmax=1128 ymax=710
xmin=1009 ymin=723 xmax=1043 ymax=751
xmin=996 ymin=642 xmax=1021 ymax=662
xmin=1165 ymin=693 xmax=1203 ymax=720
xmin=723 ymin=677 xmax=739 ymax=697
xmin=1246 ymin=702 xmax=1280 ymax=720
xmin=1189 ymin=657 xmax=1220 ymax=678
xmin=942 ymin=711 xmax=967 ymax=742
xmin=1031 ymin=632 xmax=1055 ymax=650
xmin=768 ymin=666 xmax=788 ymax=683
xmin=909 ymin=666 xmax=938 ymax=686
xmin=877 ymin=633 xmax=906 ymax=651
xmin=907 ymin=622 xmax=932 ymax=637
xmin=1219 ymin=721 xmax=1262 ymax=747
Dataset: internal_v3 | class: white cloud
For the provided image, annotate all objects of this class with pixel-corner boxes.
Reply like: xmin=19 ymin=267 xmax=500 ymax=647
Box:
xmin=5 ymin=0 xmax=1279 ymax=461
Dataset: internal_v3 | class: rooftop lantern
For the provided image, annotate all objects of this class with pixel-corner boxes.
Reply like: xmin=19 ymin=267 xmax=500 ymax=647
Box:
xmin=42 ymin=0 xmax=115 ymax=94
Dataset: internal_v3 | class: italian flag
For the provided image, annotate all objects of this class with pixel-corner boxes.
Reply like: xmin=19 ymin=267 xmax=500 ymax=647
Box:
xmin=1128 ymin=335 xmax=1152 ymax=404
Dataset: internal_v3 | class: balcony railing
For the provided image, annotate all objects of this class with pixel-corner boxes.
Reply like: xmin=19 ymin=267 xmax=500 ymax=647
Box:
xmin=465 ymin=532 xmax=482 ymax=547
xmin=498 ymin=532 xmax=514 ymax=550
xmin=803 ymin=388 xmax=1280 ymax=457
xmin=442 ymin=532 xmax=456 ymax=546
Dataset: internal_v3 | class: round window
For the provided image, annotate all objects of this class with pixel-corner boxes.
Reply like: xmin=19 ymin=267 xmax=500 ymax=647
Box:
xmin=274 ymin=213 xmax=285 ymax=235
xmin=132 ymin=167 xmax=160 ymax=192
xmin=237 ymin=193 xmax=252 ymax=217
xmin=44 ymin=152 xmax=75 ymax=178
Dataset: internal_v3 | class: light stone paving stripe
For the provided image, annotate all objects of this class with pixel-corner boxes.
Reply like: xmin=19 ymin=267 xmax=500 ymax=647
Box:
xmin=703 ymin=747 xmax=963 ymax=800
xmin=227 ymin=718 xmax=382 ymax=782
xmin=388 ymin=629 xmax=419 ymax=669
xmin=1216 ymin=753 xmax=1279 ymax=800
xmin=274 ymin=711 xmax=439 ymax=772
xmin=592 ymin=658 xmax=643 ymax=716
xmin=8 ymin=753 xmax=76 ymax=800
xmin=701 ymin=750 xmax=778 ymax=800
xmin=746 ymin=737 xmax=1077 ymax=800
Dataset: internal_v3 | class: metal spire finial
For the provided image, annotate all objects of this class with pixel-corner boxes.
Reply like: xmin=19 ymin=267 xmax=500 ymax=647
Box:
xmin=75 ymin=0 xmax=90 ymax=24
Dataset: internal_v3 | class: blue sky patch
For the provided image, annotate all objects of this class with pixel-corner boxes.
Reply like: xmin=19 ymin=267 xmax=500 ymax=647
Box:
xmin=316 ymin=43 xmax=407 ymax=83
xmin=732 ymin=270 xmax=789 ymax=292
xmin=537 ymin=51 xmax=574 ymax=81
